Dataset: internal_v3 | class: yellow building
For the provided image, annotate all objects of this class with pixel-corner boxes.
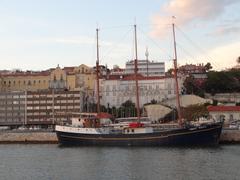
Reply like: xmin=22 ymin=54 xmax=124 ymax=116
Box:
xmin=49 ymin=65 xmax=67 ymax=89
xmin=0 ymin=64 xmax=96 ymax=94
xmin=0 ymin=71 xmax=50 ymax=91
xmin=74 ymin=64 xmax=96 ymax=96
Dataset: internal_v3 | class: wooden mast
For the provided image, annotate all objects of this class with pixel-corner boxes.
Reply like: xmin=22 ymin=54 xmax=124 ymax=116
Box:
xmin=96 ymin=28 xmax=101 ymax=114
xmin=134 ymin=24 xmax=141 ymax=122
xmin=172 ymin=20 xmax=183 ymax=125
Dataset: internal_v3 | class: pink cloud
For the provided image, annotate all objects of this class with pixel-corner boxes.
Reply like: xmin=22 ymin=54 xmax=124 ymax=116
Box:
xmin=150 ymin=0 xmax=239 ymax=38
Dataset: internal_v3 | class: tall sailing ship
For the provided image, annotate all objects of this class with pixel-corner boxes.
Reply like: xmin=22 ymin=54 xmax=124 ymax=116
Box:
xmin=55 ymin=23 xmax=223 ymax=146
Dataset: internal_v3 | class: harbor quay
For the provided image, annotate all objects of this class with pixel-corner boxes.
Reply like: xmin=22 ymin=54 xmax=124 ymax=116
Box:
xmin=220 ymin=129 xmax=240 ymax=143
xmin=0 ymin=129 xmax=239 ymax=144
xmin=0 ymin=130 xmax=58 ymax=144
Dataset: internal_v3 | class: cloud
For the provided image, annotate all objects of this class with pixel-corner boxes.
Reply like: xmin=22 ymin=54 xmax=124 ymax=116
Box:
xmin=32 ymin=36 xmax=120 ymax=47
xmin=33 ymin=36 xmax=95 ymax=45
xmin=208 ymin=26 xmax=240 ymax=36
xmin=150 ymin=0 xmax=239 ymax=38
xmin=196 ymin=41 xmax=240 ymax=70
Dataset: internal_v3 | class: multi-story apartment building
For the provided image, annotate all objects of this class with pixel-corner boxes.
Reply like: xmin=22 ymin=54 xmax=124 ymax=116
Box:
xmin=0 ymin=91 xmax=26 ymax=126
xmin=0 ymin=90 xmax=83 ymax=126
xmin=26 ymin=90 xmax=81 ymax=123
xmin=125 ymin=60 xmax=165 ymax=77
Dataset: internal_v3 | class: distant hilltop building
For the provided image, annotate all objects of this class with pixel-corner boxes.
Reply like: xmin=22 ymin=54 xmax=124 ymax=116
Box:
xmin=178 ymin=63 xmax=206 ymax=74
xmin=125 ymin=60 xmax=165 ymax=77
xmin=178 ymin=63 xmax=207 ymax=86
xmin=124 ymin=48 xmax=165 ymax=77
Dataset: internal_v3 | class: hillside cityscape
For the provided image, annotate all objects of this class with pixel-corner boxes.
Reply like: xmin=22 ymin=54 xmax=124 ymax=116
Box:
xmin=0 ymin=58 xmax=239 ymax=126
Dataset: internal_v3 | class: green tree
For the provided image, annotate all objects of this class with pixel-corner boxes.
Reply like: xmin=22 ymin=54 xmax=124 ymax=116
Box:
xmin=121 ymin=100 xmax=135 ymax=108
xmin=183 ymin=75 xmax=205 ymax=97
xmin=150 ymin=99 xmax=157 ymax=104
xmin=204 ymin=62 xmax=213 ymax=72
xmin=182 ymin=104 xmax=209 ymax=121
xmin=237 ymin=56 xmax=240 ymax=64
xmin=205 ymin=70 xmax=240 ymax=94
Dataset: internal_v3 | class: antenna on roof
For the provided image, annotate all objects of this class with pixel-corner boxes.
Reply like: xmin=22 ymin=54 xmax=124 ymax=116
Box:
xmin=145 ymin=46 xmax=149 ymax=77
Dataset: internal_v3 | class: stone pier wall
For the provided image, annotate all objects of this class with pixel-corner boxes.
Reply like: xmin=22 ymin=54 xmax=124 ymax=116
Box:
xmin=0 ymin=131 xmax=58 ymax=143
xmin=220 ymin=129 xmax=240 ymax=143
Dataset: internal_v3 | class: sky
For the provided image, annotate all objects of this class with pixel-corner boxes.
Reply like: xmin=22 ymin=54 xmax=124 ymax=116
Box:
xmin=0 ymin=0 xmax=239 ymax=71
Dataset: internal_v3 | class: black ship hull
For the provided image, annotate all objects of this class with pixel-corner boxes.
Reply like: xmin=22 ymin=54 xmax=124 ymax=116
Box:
xmin=56 ymin=122 xmax=223 ymax=146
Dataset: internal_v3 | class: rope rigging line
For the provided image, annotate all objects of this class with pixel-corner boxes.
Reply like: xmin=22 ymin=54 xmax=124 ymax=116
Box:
xmin=175 ymin=25 xmax=221 ymax=69
xmin=101 ymin=27 xmax=132 ymax=63
xmin=137 ymin=26 xmax=173 ymax=60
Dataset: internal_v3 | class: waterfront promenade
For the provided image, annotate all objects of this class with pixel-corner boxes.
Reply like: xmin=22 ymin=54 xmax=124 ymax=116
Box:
xmin=0 ymin=129 xmax=239 ymax=144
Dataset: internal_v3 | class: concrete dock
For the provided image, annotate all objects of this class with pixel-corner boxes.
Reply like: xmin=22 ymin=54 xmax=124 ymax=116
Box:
xmin=0 ymin=129 xmax=239 ymax=144
xmin=0 ymin=131 xmax=58 ymax=144
xmin=220 ymin=129 xmax=240 ymax=143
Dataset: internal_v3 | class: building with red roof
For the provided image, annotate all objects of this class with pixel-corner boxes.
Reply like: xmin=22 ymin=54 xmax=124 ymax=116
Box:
xmin=207 ymin=105 xmax=240 ymax=123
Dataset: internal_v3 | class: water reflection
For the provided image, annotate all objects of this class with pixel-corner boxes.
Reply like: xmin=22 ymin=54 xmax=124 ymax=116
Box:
xmin=0 ymin=144 xmax=239 ymax=180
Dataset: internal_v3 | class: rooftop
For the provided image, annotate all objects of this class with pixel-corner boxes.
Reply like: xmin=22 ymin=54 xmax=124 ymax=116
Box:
xmin=207 ymin=106 xmax=240 ymax=112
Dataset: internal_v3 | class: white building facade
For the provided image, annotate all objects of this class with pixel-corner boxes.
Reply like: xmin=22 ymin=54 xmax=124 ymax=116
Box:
xmin=95 ymin=75 xmax=184 ymax=108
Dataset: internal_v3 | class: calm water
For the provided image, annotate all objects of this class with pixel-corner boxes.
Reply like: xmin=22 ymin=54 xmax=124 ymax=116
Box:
xmin=0 ymin=144 xmax=240 ymax=180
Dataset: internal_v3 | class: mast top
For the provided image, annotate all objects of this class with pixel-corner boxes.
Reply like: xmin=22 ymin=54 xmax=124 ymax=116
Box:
xmin=145 ymin=47 xmax=149 ymax=60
